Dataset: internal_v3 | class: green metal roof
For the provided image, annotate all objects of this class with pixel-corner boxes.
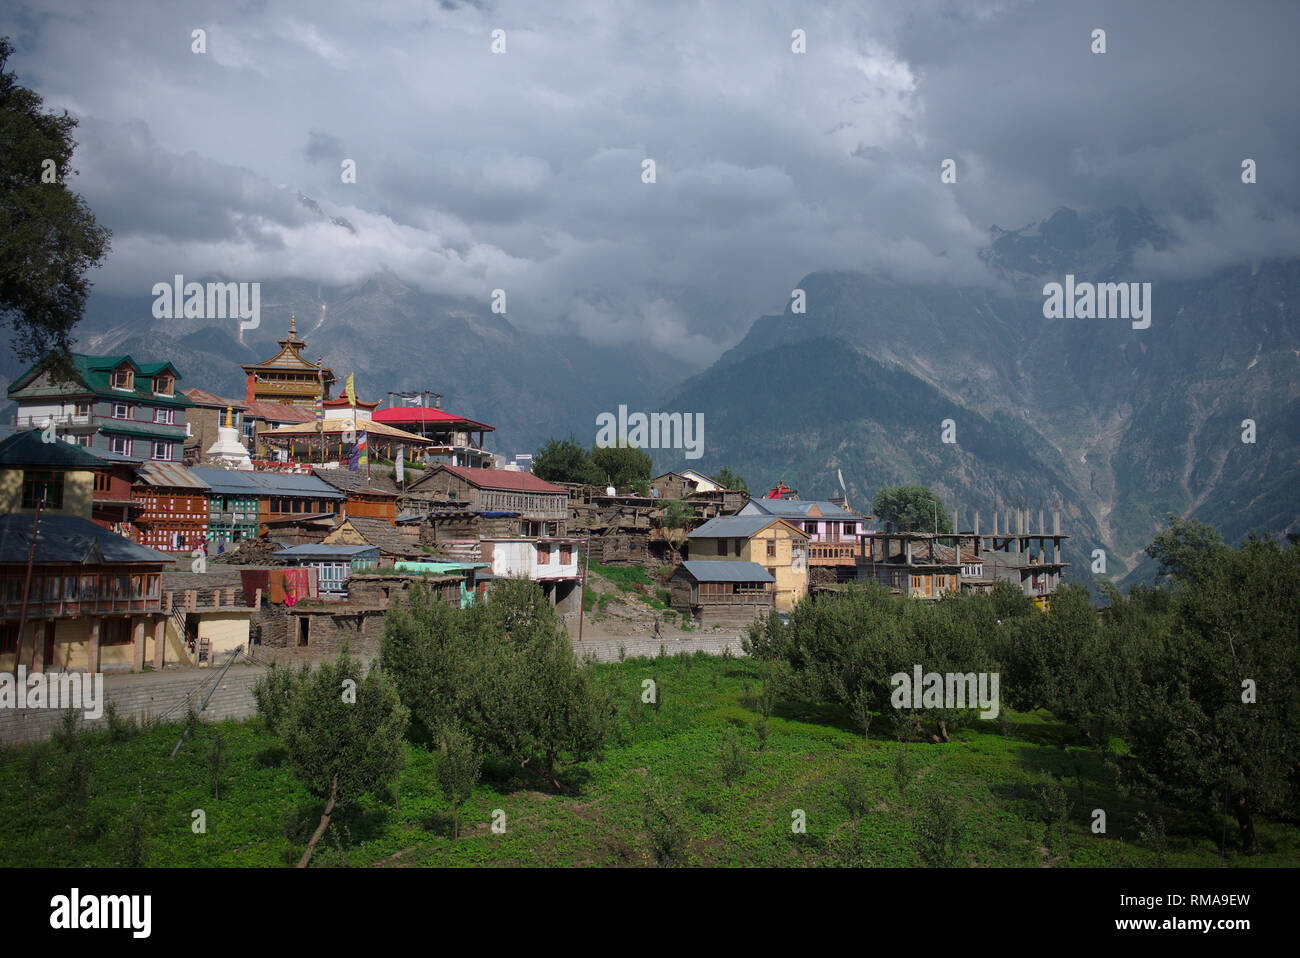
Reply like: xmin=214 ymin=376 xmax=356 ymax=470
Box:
xmin=7 ymin=353 xmax=194 ymax=408
xmin=97 ymin=420 xmax=188 ymax=441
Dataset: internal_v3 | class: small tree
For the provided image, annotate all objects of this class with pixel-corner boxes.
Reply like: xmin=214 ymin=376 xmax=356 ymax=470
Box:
xmin=642 ymin=777 xmax=688 ymax=866
xmin=714 ymin=467 xmax=748 ymax=493
xmin=719 ymin=728 xmax=747 ymax=791
xmin=436 ymin=725 xmax=482 ymax=841
xmin=207 ymin=729 xmax=229 ymax=801
xmin=659 ymin=498 xmax=694 ymax=561
xmin=117 ymin=789 xmax=149 ymax=866
xmin=532 ymin=435 xmax=603 ymax=486
xmin=280 ymin=653 xmax=409 ymax=867
xmin=891 ymin=748 xmax=913 ymax=803
xmin=1036 ymin=779 xmax=1072 ymax=859
xmin=912 ymin=786 xmax=964 ymax=867
xmin=839 ymin=762 xmax=871 ymax=826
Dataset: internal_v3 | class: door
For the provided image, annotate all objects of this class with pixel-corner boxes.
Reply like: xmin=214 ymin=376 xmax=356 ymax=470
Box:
xmin=43 ymin=621 xmax=56 ymax=670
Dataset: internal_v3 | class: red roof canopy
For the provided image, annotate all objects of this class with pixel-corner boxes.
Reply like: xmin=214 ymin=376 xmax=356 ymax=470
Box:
xmin=372 ymin=407 xmax=494 ymax=431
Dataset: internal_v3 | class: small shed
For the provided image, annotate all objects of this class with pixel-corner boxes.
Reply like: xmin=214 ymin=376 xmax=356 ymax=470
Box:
xmin=277 ymin=543 xmax=380 ymax=597
xmin=671 ymin=560 xmax=775 ymax=627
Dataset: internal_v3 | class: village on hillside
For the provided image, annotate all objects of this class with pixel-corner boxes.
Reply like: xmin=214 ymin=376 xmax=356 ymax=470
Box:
xmin=1 ymin=317 xmax=1070 ymax=678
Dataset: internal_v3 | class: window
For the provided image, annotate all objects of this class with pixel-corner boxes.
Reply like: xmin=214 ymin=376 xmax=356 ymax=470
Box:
xmin=111 ymin=368 xmax=133 ymax=390
xmin=75 ymin=401 xmax=91 ymax=417
xmin=538 ymin=544 xmax=551 ymax=565
xmin=22 ymin=471 xmax=64 ymax=509
xmin=766 ymin=540 xmax=776 ymax=558
xmin=153 ymin=408 xmax=174 ymax=424
xmin=733 ymin=539 xmax=742 ymax=557
xmin=911 ymin=575 xmax=924 ymax=590
xmin=101 ymin=619 xmax=133 ymax=646
xmin=153 ymin=376 xmax=174 ymax=396
xmin=152 ymin=441 xmax=173 ymax=461
xmin=0 ymin=622 xmax=19 ymax=655
xmin=110 ymin=436 xmax=131 ymax=456
xmin=94 ymin=472 xmax=111 ymax=493
xmin=766 ymin=567 xmax=777 ymax=579
xmin=560 ymin=545 xmax=572 ymax=564
xmin=112 ymin=403 xmax=130 ymax=419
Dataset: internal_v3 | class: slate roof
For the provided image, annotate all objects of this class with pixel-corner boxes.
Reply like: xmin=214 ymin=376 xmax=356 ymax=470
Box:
xmin=0 ymin=430 xmax=109 ymax=470
xmin=189 ymin=467 xmax=260 ymax=496
xmin=277 ymin=544 xmax=379 ymax=559
xmin=312 ymin=466 xmax=400 ymax=496
xmin=425 ymin=464 xmax=565 ymax=494
xmin=329 ymin=516 xmax=424 ymax=557
xmin=182 ymin=387 xmax=248 ymax=410
xmin=687 ymin=515 xmax=808 ymax=539
xmin=0 ymin=514 xmax=175 ymax=566
xmin=680 ymin=561 xmax=775 ymax=583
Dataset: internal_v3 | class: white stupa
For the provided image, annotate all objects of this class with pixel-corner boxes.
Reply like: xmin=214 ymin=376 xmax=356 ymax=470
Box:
xmin=205 ymin=406 xmax=253 ymax=470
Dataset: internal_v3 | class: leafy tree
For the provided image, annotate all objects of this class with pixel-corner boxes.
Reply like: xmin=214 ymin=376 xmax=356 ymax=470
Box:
xmin=838 ymin=762 xmax=871 ymax=825
xmin=714 ymin=467 xmax=748 ymax=492
xmin=718 ymin=728 xmax=747 ymax=790
xmin=873 ymin=484 xmax=952 ymax=533
xmin=1123 ymin=532 xmax=1300 ymax=855
xmin=280 ymin=653 xmax=409 ymax=867
xmin=532 ymin=435 xmax=603 ymax=486
xmin=436 ymin=724 xmax=482 ymax=841
xmin=381 ymin=577 xmax=613 ymax=790
xmin=252 ymin=660 xmax=311 ymax=734
xmin=659 ymin=498 xmax=694 ymax=560
xmin=642 ymin=776 xmax=688 ymax=866
xmin=0 ymin=38 xmax=111 ymax=366
xmin=912 ymin=785 xmax=963 ymax=866
xmin=592 ymin=441 xmax=653 ymax=490
xmin=1145 ymin=514 xmax=1226 ymax=585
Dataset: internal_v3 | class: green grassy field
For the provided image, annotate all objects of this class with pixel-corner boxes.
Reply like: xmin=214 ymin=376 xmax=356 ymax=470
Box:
xmin=2 ymin=652 xmax=1296 ymax=867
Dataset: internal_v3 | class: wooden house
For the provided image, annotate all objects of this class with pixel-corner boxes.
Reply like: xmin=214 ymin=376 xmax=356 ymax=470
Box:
xmin=685 ymin=515 xmax=809 ymax=611
xmin=670 ymin=561 xmax=775 ymax=626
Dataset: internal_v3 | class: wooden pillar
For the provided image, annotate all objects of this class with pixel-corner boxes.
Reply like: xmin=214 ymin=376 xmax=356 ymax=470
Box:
xmin=32 ymin=621 xmax=45 ymax=672
xmin=153 ymin=617 xmax=166 ymax=669
xmin=88 ymin=617 xmax=101 ymax=673
xmin=132 ymin=617 xmax=146 ymax=672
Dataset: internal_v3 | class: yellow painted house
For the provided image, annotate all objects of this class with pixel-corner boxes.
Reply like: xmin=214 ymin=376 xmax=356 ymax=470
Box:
xmin=0 ymin=429 xmax=102 ymax=520
xmin=686 ymin=515 xmax=809 ymax=611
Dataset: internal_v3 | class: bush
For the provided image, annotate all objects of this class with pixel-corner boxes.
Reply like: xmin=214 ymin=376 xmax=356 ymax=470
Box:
xmin=642 ymin=777 xmax=688 ymax=866
xmin=912 ymin=786 xmax=964 ymax=867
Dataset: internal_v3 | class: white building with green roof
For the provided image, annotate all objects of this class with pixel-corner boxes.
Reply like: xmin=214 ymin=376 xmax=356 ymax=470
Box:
xmin=7 ymin=353 xmax=194 ymax=463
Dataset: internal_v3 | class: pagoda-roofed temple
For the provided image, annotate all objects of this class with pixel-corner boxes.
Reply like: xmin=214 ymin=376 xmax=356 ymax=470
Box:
xmin=240 ymin=315 xmax=335 ymax=409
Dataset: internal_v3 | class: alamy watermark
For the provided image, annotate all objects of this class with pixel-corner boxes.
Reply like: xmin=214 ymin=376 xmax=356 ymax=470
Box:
xmin=50 ymin=888 xmax=150 ymax=938
xmin=890 ymin=665 xmax=999 ymax=719
xmin=1042 ymin=274 xmax=1150 ymax=330
xmin=0 ymin=667 xmax=104 ymax=720
xmin=595 ymin=404 xmax=704 ymax=460
xmin=151 ymin=274 xmax=260 ymax=331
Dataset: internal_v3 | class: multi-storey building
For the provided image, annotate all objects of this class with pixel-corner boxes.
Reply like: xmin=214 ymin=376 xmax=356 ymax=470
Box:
xmin=370 ymin=401 xmax=496 ymax=468
xmin=131 ymin=462 xmax=211 ymax=554
xmin=739 ymin=497 xmax=869 ymax=581
xmin=0 ymin=513 xmax=174 ymax=673
xmin=240 ymin=316 xmax=335 ymax=409
xmin=8 ymin=353 xmax=193 ymax=462
xmin=685 ymin=515 xmax=810 ymax=612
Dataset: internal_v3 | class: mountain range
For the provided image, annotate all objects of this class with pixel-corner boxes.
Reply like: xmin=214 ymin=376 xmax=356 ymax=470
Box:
xmin=3 ymin=206 xmax=1295 ymax=589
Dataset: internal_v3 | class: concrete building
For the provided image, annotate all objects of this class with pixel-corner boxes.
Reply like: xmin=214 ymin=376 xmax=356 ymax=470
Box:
xmin=8 ymin=353 xmax=193 ymax=462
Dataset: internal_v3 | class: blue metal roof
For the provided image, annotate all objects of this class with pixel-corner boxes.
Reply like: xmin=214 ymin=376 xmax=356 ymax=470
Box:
xmin=681 ymin=561 xmax=774 ymax=583
xmin=740 ymin=498 xmax=859 ymax=520
xmin=687 ymin=515 xmax=806 ymax=539
xmin=189 ymin=467 xmax=343 ymax=499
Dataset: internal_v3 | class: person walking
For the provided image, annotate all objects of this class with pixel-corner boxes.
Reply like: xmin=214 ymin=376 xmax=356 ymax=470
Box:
xmin=653 ymin=616 xmax=661 ymax=640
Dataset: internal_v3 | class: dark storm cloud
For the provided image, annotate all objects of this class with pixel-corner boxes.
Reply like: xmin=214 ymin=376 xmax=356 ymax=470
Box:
xmin=3 ymin=0 xmax=1295 ymax=361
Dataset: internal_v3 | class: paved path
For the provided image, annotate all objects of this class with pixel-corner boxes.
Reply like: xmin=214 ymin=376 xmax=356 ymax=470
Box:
xmin=0 ymin=631 xmax=747 ymax=745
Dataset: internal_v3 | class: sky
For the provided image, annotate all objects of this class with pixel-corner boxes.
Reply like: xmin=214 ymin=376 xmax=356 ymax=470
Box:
xmin=4 ymin=0 xmax=1298 ymax=366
